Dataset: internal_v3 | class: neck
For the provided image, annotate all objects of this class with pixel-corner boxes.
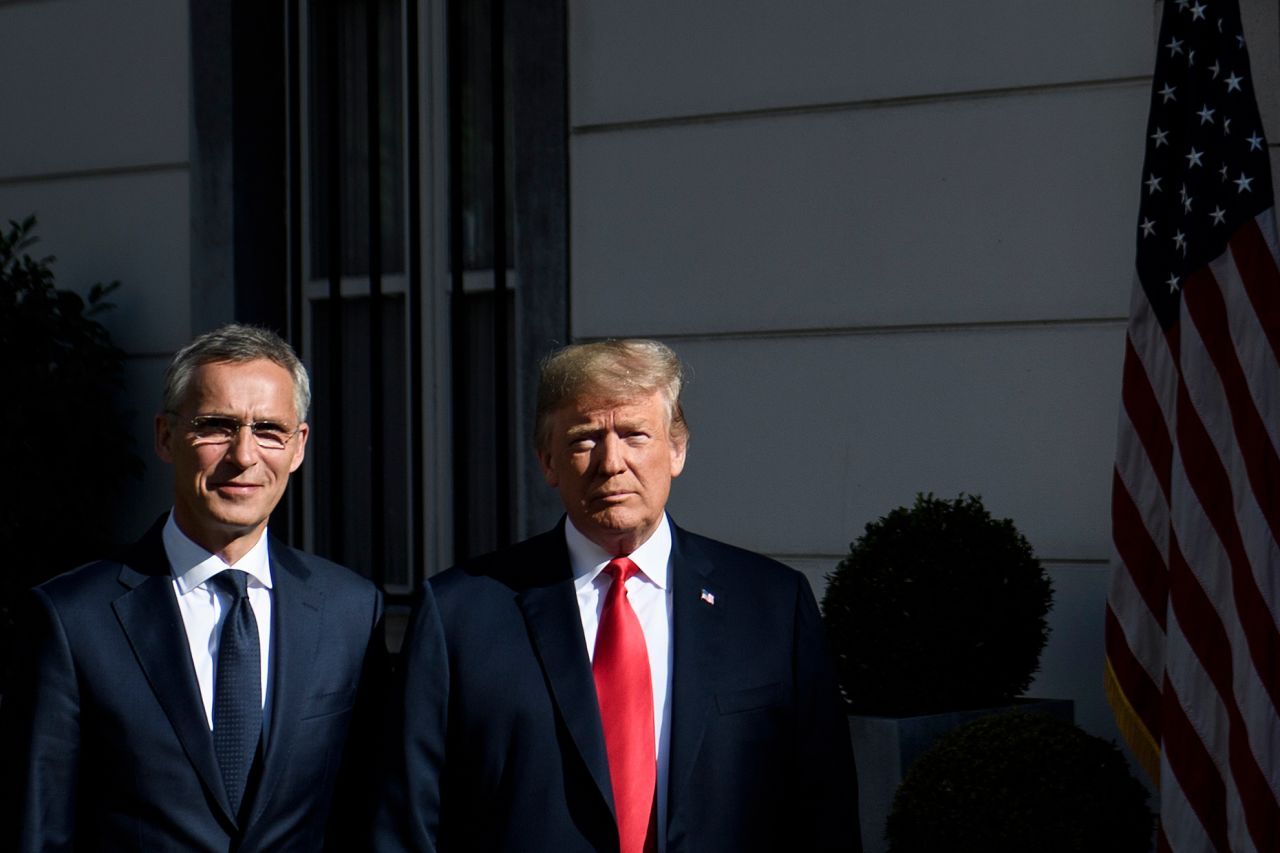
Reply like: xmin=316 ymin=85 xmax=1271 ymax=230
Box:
xmin=172 ymin=514 xmax=267 ymax=566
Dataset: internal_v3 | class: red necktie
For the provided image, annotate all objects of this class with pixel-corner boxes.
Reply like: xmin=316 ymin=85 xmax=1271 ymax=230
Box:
xmin=593 ymin=557 xmax=657 ymax=853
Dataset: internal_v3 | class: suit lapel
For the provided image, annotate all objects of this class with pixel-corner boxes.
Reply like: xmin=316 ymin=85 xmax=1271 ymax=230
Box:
xmin=666 ymin=526 xmax=725 ymax=827
xmin=244 ymin=539 xmax=324 ymax=828
xmin=112 ymin=525 xmax=237 ymax=825
xmin=515 ymin=532 xmax=615 ymax=818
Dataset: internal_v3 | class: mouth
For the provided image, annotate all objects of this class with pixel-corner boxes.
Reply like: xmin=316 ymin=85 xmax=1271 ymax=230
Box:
xmin=212 ymin=482 xmax=263 ymax=497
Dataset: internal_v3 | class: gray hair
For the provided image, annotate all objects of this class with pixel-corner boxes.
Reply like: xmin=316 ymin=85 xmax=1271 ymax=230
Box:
xmin=535 ymin=339 xmax=688 ymax=451
xmin=163 ymin=324 xmax=311 ymax=423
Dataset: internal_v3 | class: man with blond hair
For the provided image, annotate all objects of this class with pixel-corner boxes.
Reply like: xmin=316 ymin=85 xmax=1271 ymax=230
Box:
xmin=377 ymin=339 xmax=859 ymax=852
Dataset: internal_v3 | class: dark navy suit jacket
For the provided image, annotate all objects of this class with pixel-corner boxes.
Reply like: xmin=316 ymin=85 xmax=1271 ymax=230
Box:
xmin=1 ymin=518 xmax=385 ymax=852
xmin=375 ymin=519 xmax=859 ymax=852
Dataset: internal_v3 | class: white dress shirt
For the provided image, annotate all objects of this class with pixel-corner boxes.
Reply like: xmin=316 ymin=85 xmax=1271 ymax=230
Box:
xmin=567 ymin=514 xmax=673 ymax=852
xmin=163 ymin=512 xmax=274 ymax=733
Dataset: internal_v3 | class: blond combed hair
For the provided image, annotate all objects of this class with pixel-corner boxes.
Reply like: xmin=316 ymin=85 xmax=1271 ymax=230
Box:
xmin=535 ymin=339 xmax=689 ymax=451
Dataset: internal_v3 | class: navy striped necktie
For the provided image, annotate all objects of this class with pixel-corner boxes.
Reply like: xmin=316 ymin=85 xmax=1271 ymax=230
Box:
xmin=210 ymin=570 xmax=261 ymax=817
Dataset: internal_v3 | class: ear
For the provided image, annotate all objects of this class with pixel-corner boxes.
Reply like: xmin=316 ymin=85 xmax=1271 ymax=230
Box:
xmin=537 ymin=447 xmax=559 ymax=487
xmin=155 ymin=414 xmax=175 ymax=463
xmin=669 ymin=433 xmax=687 ymax=479
xmin=287 ymin=423 xmax=309 ymax=473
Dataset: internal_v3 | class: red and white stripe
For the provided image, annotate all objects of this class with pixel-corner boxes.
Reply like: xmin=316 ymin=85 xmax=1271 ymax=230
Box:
xmin=1107 ymin=210 xmax=1280 ymax=852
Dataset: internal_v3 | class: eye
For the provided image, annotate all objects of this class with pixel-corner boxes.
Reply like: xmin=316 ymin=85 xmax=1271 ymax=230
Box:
xmin=251 ymin=422 xmax=293 ymax=449
xmin=189 ymin=416 xmax=238 ymax=440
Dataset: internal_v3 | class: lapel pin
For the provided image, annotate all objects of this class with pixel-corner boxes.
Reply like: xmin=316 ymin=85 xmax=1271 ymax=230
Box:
xmin=700 ymin=588 xmax=716 ymax=606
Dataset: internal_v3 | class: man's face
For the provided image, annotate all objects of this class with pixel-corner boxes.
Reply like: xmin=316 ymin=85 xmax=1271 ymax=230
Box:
xmin=155 ymin=359 xmax=308 ymax=560
xmin=538 ymin=390 xmax=687 ymax=556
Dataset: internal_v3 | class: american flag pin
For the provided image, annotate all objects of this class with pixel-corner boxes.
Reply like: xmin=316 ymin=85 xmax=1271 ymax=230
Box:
xmin=700 ymin=588 xmax=715 ymax=606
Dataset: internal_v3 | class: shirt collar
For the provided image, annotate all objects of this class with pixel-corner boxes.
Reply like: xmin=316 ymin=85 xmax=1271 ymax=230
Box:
xmin=163 ymin=510 xmax=274 ymax=597
xmin=566 ymin=513 xmax=672 ymax=593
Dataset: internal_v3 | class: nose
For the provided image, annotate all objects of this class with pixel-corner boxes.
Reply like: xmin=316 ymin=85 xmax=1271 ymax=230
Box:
xmin=228 ymin=424 xmax=259 ymax=467
xmin=597 ymin=433 xmax=626 ymax=475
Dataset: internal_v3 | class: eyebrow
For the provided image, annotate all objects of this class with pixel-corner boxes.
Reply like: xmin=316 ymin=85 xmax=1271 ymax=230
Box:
xmin=193 ymin=412 xmax=295 ymax=426
xmin=564 ymin=424 xmax=604 ymax=440
xmin=564 ymin=417 xmax=653 ymax=438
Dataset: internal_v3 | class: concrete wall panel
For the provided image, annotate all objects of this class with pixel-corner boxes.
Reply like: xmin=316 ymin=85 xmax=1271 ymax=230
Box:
xmin=573 ymin=83 xmax=1147 ymax=337
xmin=571 ymin=0 xmax=1154 ymax=127
xmin=0 ymin=0 xmax=189 ymax=178
xmin=663 ymin=325 xmax=1123 ymax=564
xmin=1030 ymin=562 xmax=1113 ymax=738
xmin=1241 ymin=0 xmax=1280 ymax=142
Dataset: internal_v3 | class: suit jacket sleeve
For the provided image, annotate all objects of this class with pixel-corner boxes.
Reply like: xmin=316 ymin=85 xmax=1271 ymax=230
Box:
xmin=1 ymin=589 xmax=82 ymax=853
xmin=793 ymin=577 xmax=862 ymax=852
xmin=371 ymin=583 xmax=448 ymax=853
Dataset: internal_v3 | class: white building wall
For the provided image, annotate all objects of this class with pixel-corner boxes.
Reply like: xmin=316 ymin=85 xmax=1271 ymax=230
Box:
xmin=0 ymin=0 xmax=192 ymax=538
xmin=567 ymin=0 xmax=1280 ymax=760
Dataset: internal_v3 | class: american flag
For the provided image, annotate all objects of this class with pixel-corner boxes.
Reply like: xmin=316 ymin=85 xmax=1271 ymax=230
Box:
xmin=1105 ymin=0 xmax=1280 ymax=850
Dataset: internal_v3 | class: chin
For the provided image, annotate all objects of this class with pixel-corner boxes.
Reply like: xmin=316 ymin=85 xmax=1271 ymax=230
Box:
xmin=589 ymin=511 xmax=637 ymax=531
xmin=206 ymin=504 xmax=271 ymax=531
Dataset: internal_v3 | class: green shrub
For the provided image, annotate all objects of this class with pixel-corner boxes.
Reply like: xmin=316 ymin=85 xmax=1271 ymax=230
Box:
xmin=0 ymin=215 xmax=140 ymax=662
xmin=886 ymin=711 xmax=1153 ymax=853
xmin=822 ymin=493 xmax=1052 ymax=715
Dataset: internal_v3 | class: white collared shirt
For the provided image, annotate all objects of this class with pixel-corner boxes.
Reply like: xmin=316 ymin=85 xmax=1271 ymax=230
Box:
xmin=163 ymin=512 xmax=274 ymax=732
xmin=567 ymin=514 xmax=673 ymax=852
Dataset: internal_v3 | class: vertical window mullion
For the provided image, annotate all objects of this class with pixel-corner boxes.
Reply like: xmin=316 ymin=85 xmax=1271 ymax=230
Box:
xmin=490 ymin=0 xmax=511 ymax=549
xmin=447 ymin=0 xmax=471 ymax=563
xmin=324 ymin=0 xmax=346 ymax=565
xmin=286 ymin=0 xmax=306 ymax=546
xmin=366 ymin=0 xmax=386 ymax=587
xmin=405 ymin=0 xmax=424 ymax=589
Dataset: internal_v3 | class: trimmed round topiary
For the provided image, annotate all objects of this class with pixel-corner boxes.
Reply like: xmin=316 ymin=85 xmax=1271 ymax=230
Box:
xmin=822 ymin=493 xmax=1052 ymax=716
xmin=886 ymin=711 xmax=1154 ymax=853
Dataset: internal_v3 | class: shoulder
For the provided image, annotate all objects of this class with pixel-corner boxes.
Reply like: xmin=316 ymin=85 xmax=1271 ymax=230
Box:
xmin=35 ymin=518 xmax=167 ymax=602
xmin=34 ymin=558 xmax=131 ymax=608
xmin=675 ymin=526 xmax=806 ymax=589
xmin=271 ymin=539 xmax=378 ymax=596
xmin=430 ymin=527 xmax=568 ymax=599
xmin=268 ymin=541 xmax=383 ymax=637
xmin=671 ymin=526 xmax=820 ymax=630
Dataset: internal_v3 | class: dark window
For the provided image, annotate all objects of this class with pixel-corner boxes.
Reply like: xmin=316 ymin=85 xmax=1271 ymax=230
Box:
xmin=308 ymin=0 xmax=405 ymax=279
xmin=310 ymin=295 xmax=410 ymax=585
xmin=277 ymin=0 xmax=566 ymax=590
xmin=449 ymin=0 xmax=518 ymax=559
xmin=454 ymin=0 xmax=513 ymax=271
xmin=293 ymin=0 xmax=419 ymax=593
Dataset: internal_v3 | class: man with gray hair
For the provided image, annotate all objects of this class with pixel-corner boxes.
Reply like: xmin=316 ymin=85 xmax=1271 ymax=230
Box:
xmin=377 ymin=339 xmax=859 ymax=851
xmin=2 ymin=323 xmax=385 ymax=851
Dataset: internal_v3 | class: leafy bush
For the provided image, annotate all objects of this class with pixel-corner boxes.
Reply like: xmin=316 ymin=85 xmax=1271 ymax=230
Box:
xmin=886 ymin=711 xmax=1153 ymax=853
xmin=0 ymin=215 xmax=140 ymax=661
xmin=822 ymin=493 xmax=1052 ymax=715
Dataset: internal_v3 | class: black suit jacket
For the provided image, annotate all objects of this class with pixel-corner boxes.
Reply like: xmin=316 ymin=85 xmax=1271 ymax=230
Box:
xmin=1 ymin=519 xmax=386 ymax=852
xmin=375 ymin=519 xmax=859 ymax=852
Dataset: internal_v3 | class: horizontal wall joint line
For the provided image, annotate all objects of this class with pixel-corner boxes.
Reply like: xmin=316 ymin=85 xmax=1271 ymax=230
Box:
xmin=572 ymin=75 xmax=1152 ymax=136
xmin=0 ymin=161 xmax=189 ymax=188
xmin=580 ymin=316 xmax=1129 ymax=344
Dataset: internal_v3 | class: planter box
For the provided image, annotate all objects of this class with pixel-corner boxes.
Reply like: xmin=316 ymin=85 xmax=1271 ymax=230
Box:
xmin=849 ymin=698 xmax=1073 ymax=853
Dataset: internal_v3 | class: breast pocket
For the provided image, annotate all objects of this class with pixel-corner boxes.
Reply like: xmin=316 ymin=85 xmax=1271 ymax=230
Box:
xmin=299 ymin=686 xmax=357 ymax=721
